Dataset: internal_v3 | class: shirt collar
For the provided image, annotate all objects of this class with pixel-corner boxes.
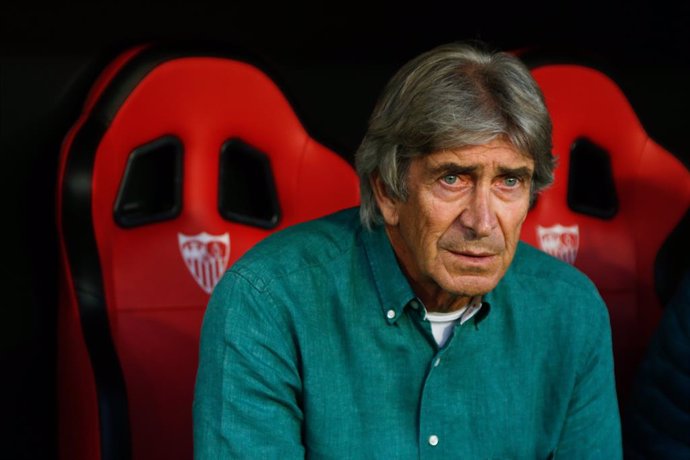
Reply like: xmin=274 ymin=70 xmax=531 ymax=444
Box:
xmin=423 ymin=295 xmax=484 ymax=325
xmin=360 ymin=223 xmax=416 ymax=324
xmin=459 ymin=296 xmax=484 ymax=325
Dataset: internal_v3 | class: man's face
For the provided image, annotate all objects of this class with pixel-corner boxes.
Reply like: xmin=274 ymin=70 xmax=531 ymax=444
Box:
xmin=374 ymin=139 xmax=534 ymax=310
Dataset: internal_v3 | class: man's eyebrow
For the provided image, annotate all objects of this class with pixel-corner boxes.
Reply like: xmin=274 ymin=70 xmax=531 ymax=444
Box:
xmin=427 ymin=163 xmax=478 ymax=176
xmin=496 ymin=166 xmax=533 ymax=179
xmin=427 ymin=163 xmax=533 ymax=179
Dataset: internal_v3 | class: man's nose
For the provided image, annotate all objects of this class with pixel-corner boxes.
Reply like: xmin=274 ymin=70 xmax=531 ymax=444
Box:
xmin=457 ymin=187 xmax=496 ymax=239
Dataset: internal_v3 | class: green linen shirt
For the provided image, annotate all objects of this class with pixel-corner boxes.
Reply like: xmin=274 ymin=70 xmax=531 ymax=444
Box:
xmin=193 ymin=207 xmax=622 ymax=459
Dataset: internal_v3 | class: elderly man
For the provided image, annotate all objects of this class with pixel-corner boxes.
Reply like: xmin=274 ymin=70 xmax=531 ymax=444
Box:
xmin=193 ymin=42 xmax=622 ymax=458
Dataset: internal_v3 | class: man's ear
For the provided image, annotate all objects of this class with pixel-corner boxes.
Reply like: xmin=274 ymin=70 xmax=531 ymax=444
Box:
xmin=370 ymin=173 xmax=400 ymax=226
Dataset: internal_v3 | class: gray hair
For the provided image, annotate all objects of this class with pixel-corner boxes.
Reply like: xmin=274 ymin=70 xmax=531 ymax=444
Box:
xmin=355 ymin=41 xmax=555 ymax=228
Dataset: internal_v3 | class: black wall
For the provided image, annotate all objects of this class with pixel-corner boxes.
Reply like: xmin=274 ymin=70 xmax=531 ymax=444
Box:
xmin=2 ymin=3 xmax=689 ymax=458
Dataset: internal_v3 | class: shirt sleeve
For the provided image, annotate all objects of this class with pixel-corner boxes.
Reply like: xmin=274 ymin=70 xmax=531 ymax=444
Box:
xmin=193 ymin=270 xmax=305 ymax=459
xmin=555 ymin=291 xmax=623 ymax=459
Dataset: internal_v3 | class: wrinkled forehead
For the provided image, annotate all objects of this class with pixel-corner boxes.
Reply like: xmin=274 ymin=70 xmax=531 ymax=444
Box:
xmin=418 ymin=132 xmax=535 ymax=161
xmin=424 ymin=139 xmax=535 ymax=171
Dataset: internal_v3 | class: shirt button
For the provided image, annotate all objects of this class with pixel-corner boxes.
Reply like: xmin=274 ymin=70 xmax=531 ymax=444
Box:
xmin=386 ymin=309 xmax=396 ymax=319
xmin=428 ymin=435 xmax=439 ymax=446
xmin=433 ymin=357 xmax=441 ymax=367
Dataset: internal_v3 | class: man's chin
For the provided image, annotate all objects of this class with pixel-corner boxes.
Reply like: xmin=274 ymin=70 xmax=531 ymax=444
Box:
xmin=441 ymin=272 xmax=502 ymax=298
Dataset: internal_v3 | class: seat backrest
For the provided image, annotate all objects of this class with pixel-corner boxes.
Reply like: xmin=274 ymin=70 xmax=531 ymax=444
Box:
xmin=56 ymin=44 xmax=360 ymax=460
xmin=520 ymin=62 xmax=690 ymax=403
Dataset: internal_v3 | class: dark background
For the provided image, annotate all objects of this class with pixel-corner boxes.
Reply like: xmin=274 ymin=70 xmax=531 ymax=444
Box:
xmin=2 ymin=2 xmax=689 ymax=458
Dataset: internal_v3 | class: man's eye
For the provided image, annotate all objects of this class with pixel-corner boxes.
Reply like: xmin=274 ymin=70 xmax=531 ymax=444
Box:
xmin=503 ymin=176 xmax=520 ymax=187
xmin=442 ymin=175 xmax=458 ymax=185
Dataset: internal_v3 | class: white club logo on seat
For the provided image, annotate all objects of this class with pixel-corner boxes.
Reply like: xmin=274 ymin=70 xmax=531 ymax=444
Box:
xmin=178 ymin=232 xmax=231 ymax=294
xmin=536 ymin=224 xmax=579 ymax=264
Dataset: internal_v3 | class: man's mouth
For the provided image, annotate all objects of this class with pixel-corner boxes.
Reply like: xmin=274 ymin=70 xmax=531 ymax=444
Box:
xmin=445 ymin=249 xmax=499 ymax=267
xmin=455 ymin=251 xmax=495 ymax=257
xmin=446 ymin=248 xmax=498 ymax=257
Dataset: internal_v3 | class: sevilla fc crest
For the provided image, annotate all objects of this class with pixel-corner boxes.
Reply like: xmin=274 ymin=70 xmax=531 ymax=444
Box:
xmin=536 ymin=224 xmax=579 ymax=264
xmin=178 ymin=232 xmax=230 ymax=294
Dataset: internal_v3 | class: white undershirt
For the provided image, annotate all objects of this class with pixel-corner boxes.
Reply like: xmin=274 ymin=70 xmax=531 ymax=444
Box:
xmin=426 ymin=308 xmax=466 ymax=347
xmin=424 ymin=297 xmax=483 ymax=347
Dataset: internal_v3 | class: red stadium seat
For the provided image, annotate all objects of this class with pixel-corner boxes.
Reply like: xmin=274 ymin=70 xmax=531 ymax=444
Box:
xmin=56 ymin=44 xmax=360 ymax=460
xmin=521 ymin=62 xmax=690 ymax=405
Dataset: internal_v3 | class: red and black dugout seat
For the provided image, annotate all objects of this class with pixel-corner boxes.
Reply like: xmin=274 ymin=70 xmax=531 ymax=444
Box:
xmin=520 ymin=59 xmax=690 ymax=405
xmin=56 ymin=44 xmax=360 ymax=460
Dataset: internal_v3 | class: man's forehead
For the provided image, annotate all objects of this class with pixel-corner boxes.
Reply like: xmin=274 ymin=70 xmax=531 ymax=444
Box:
xmin=424 ymin=141 xmax=535 ymax=171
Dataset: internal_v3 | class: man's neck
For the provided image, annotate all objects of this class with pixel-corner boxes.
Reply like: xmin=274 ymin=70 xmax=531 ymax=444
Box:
xmin=414 ymin=284 xmax=471 ymax=314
